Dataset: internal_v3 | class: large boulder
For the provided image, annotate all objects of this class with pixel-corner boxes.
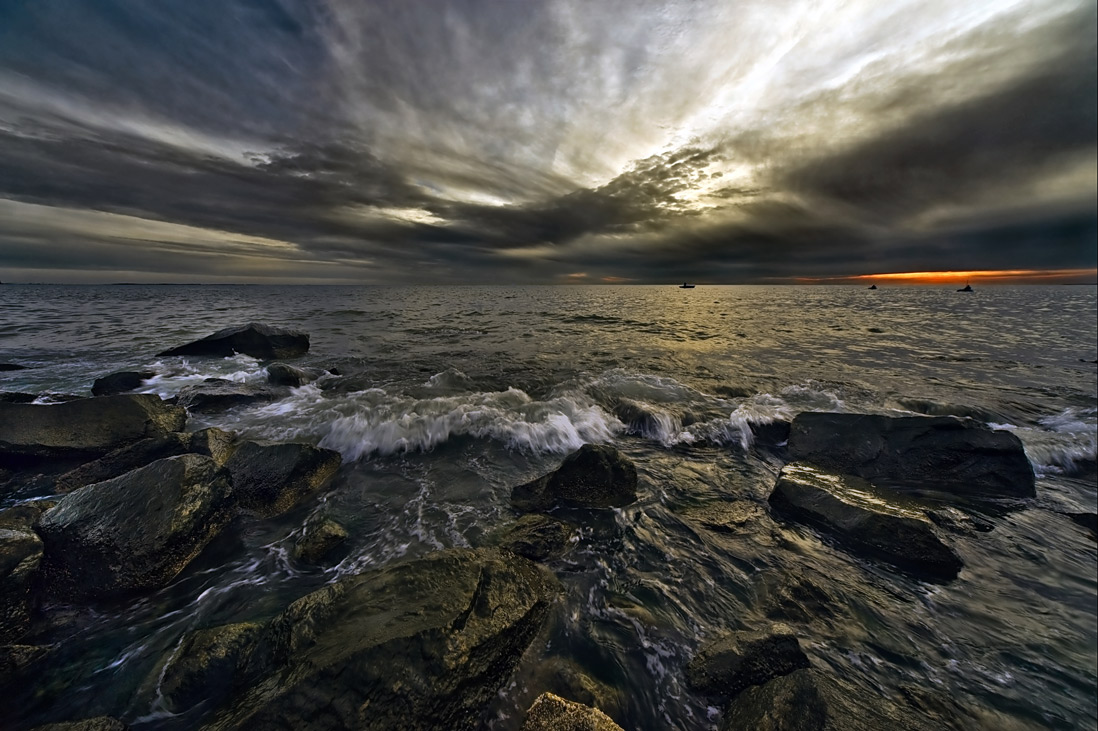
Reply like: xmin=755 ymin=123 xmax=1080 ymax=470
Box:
xmin=90 ymin=370 xmax=154 ymax=397
xmin=158 ymin=323 xmax=309 ymax=360
xmin=721 ymin=669 xmax=932 ymax=731
xmin=0 ymin=505 xmax=47 ymax=642
xmin=158 ymin=622 xmax=263 ymax=714
xmin=225 ymin=441 xmax=342 ymax=518
xmin=521 ymin=693 xmax=624 ymax=731
xmin=54 ymin=428 xmax=236 ymax=493
xmin=0 ymin=395 xmax=186 ymax=466
xmin=35 ymin=455 xmax=235 ymax=599
xmin=176 ymin=380 xmax=278 ymax=414
xmin=204 ymin=547 xmax=556 ymax=730
xmin=769 ymin=463 xmax=963 ymax=582
xmin=686 ymin=624 xmax=810 ymax=700
xmin=787 ymin=412 xmax=1034 ymax=499
xmin=265 ymin=363 xmax=317 ymax=387
xmin=512 ymin=444 xmax=638 ymax=511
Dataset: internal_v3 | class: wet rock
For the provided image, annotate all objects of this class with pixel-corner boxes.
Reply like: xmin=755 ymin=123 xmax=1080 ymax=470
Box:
xmin=292 ymin=519 xmax=348 ymax=563
xmin=894 ymin=398 xmax=1001 ymax=423
xmin=521 ymin=693 xmax=624 ymax=731
xmin=787 ymin=412 xmax=1035 ymax=499
xmin=206 ymin=547 xmax=556 ymax=731
xmin=90 ymin=370 xmax=155 ymax=397
xmin=225 ymin=441 xmax=342 ymax=518
xmin=1066 ymin=512 xmax=1097 ymax=539
xmin=0 ymin=392 xmax=37 ymax=404
xmin=0 ymin=394 xmax=186 ymax=466
xmin=265 ymin=363 xmax=317 ymax=387
xmin=525 ymin=657 xmax=626 ymax=722
xmin=0 ymin=509 xmax=44 ymax=642
xmin=36 ymin=454 xmax=235 ymax=599
xmin=721 ymin=669 xmax=932 ymax=731
xmin=926 ymin=506 xmax=995 ymax=535
xmin=0 ymin=643 xmax=53 ymax=692
xmin=176 ymin=379 xmax=278 ymax=414
xmin=686 ymin=625 xmax=810 ymax=700
xmin=27 ymin=718 xmax=127 ymax=731
xmin=0 ymin=363 xmax=28 ymax=371
xmin=769 ymin=463 xmax=963 ymax=582
xmin=749 ymin=419 xmax=792 ymax=448
xmin=683 ymin=499 xmax=768 ymax=534
xmin=497 ymin=514 xmax=576 ymax=561
xmin=756 ymin=570 xmax=844 ymax=624
xmin=54 ymin=428 xmax=237 ymax=493
xmin=714 ymin=385 xmax=755 ymax=398
xmin=158 ymin=622 xmax=263 ymax=713
xmin=158 ymin=322 xmax=309 ymax=360
xmin=512 ymin=444 xmax=638 ymax=511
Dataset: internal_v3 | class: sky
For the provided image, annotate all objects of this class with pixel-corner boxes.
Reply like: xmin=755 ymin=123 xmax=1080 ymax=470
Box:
xmin=0 ymin=0 xmax=1095 ymax=284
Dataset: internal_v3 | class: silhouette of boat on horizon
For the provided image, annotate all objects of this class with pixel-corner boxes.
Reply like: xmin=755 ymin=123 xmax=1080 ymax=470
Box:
xmin=957 ymin=283 xmax=973 ymax=292
xmin=868 ymin=284 xmax=877 ymax=290
xmin=679 ymin=283 xmax=695 ymax=288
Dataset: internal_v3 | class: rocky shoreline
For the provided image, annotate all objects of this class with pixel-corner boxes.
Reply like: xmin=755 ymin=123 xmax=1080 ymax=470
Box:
xmin=1 ymin=323 xmax=1093 ymax=730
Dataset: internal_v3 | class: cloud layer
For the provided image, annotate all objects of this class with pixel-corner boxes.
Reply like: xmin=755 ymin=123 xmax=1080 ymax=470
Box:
xmin=0 ymin=0 xmax=1094 ymax=283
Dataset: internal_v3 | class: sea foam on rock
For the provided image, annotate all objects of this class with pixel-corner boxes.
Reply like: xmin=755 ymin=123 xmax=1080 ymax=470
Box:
xmin=787 ymin=412 xmax=1035 ymax=499
xmin=198 ymin=547 xmax=555 ymax=731
xmin=512 ymin=444 xmax=638 ymax=511
xmin=0 ymin=394 xmax=186 ymax=466
xmin=158 ymin=323 xmax=309 ymax=360
xmin=35 ymin=454 xmax=235 ymax=599
xmin=769 ymin=463 xmax=963 ymax=581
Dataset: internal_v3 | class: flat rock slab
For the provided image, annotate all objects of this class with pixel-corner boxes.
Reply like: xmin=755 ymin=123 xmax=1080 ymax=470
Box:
xmin=0 ymin=394 xmax=186 ymax=465
xmin=36 ymin=454 xmax=235 ymax=599
xmin=722 ymin=669 xmax=933 ymax=731
xmin=512 ymin=444 xmax=638 ymax=511
xmin=225 ymin=441 xmax=342 ymax=518
xmin=159 ymin=323 xmax=309 ymax=360
xmin=205 ymin=547 xmax=556 ymax=731
xmin=521 ymin=693 xmax=624 ymax=731
xmin=177 ymin=380 xmax=279 ymax=414
xmin=686 ymin=624 xmax=810 ymax=700
xmin=769 ymin=463 xmax=963 ymax=582
xmin=787 ymin=412 xmax=1034 ymax=499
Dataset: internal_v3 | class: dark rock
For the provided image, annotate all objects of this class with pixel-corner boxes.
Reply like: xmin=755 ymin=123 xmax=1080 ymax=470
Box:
xmin=177 ymin=380 xmax=278 ymax=414
xmin=0 ymin=394 xmax=186 ymax=466
xmin=750 ymin=419 xmax=792 ymax=448
xmin=715 ymin=385 xmax=756 ymax=398
xmin=292 ymin=519 xmax=348 ymax=563
xmin=27 ymin=718 xmax=127 ymax=731
xmin=756 ymin=570 xmax=844 ymax=624
xmin=769 ymin=463 xmax=963 ymax=582
xmin=1066 ymin=512 xmax=1097 ymax=538
xmin=91 ymin=370 xmax=155 ymax=397
xmin=225 ymin=441 xmax=342 ymax=518
xmin=0 ymin=392 xmax=37 ymax=404
xmin=158 ymin=622 xmax=263 ymax=713
xmin=521 ymin=693 xmax=624 ymax=731
xmin=0 ymin=363 xmax=28 ymax=371
xmin=926 ymin=507 xmax=995 ymax=535
xmin=265 ymin=363 xmax=316 ymax=387
xmin=36 ymin=454 xmax=235 ymax=599
xmin=686 ymin=624 xmax=810 ymax=700
xmin=512 ymin=444 xmax=638 ymax=511
xmin=206 ymin=547 xmax=555 ymax=731
xmin=0 ymin=509 xmax=44 ymax=642
xmin=682 ymin=500 xmax=768 ymax=535
xmin=787 ymin=412 xmax=1035 ymax=499
xmin=158 ymin=323 xmax=309 ymax=360
xmin=497 ymin=514 xmax=576 ymax=561
xmin=524 ymin=657 xmax=626 ymax=722
xmin=54 ymin=428 xmax=237 ymax=493
xmin=722 ymin=669 xmax=933 ymax=731
xmin=0 ymin=643 xmax=53 ymax=692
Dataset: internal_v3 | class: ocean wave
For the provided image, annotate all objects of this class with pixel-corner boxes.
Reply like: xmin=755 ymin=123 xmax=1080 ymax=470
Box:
xmin=995 ymin=407 xmax=1097 ymax=475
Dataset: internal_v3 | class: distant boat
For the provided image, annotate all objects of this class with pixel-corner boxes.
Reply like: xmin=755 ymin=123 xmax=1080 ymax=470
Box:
xmin=679 ymin=283 xmax=695 ymax=289
xmin=868 ymin=284 xmax=877 ymax=290
xmin=957 ymin=283 xmax=973 ymax=292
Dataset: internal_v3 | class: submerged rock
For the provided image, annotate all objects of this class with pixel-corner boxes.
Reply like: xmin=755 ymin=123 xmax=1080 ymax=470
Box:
xmin=512 ymin=444 xmax=638 ymax=511
xmin=53 ymin=428 xmax=236 ymax=493
xmin=521 ymin=693 xmax=624 ymax=731
xmin=27 ymin=718 xmax=127 ymax=731
xmin=206 ymin=547 xmax=556 ymax=731
xmin=158 ymin=622 xmax=263 ymax=713
xmin=225 ymin=441 xmax=342 ymax=518
xmin=265 ymin=363 xmax=317 ymax=387
xmin=686 ymin=624 xmax=811 ymax=700
xmin=497 ymin=514 xmax=576 ymax=561
xmin=722 ymin=669 xmax=932 ymax=731
xmin=0 ymin=363 xmax=28 ymax=371
xmin=0 ymin=392 xmax=37 ymax=404
xmin=0 ymin=394 xmax=186 ymax=465
xmin=36 ymin=455 xmax=235 ymax=599
xmin=0 ymin=643 xmax=53 ymax=693
xmin=158 ymin=323 xmax=309 ymax=360
xmin=176 ymin=379 xmax=278 ymax=414
xmin=524 ymin=657 xmax=626 ymax=722
xmin=90 ymin=370 xmax=154 ymax=397
xmin=0 ymin=506 xmax=44 ymax=642
xmin=787 ymin=412 xmax=1035 ymax=499
xmin=292 ymin=519 xmax=348 ymax=563
xmin=769 ymin=463 xmax=963 ymax=581
xmin=1066 ymin=512 xmax=1097 ymax=539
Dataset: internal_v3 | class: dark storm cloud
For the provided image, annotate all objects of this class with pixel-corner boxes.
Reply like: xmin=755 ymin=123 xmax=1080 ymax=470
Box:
xmin=0 ymin=0 xmax=1094 ymax=282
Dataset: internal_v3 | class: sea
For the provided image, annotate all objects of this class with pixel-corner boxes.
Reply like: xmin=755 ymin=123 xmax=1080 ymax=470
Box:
xmin=1 ymin=283 xmax=1095 ymax=730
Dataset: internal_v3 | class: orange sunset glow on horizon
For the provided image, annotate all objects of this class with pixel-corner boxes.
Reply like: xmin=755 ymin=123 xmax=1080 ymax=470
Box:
xmin=820 ymin=268 xmax=1098 ymax=285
